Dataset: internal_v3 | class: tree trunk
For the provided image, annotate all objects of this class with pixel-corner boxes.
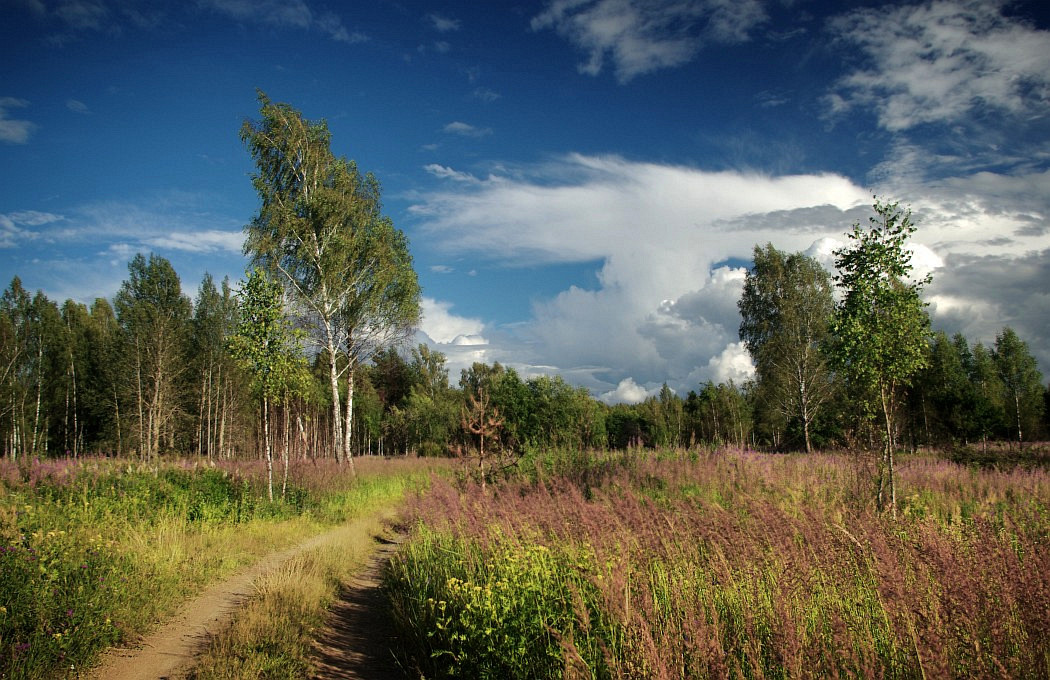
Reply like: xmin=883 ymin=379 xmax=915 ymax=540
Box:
xmin=1014 ymin=393 xmax=1023 ymax=444
xmin=327 ymin=340 xmax=344 ymax=463
xmin=197 ymin=371 xmax=206 ymax=457
xmin=263 ymin=394 xmax=273 ymax=502
xmin=282 ymin=394 xmax=290 ymax=499
xmin=31 ymin=343 xmax=42 ymax=455
xmin=136 ymin=339 xmax=145 ymax=459
xmin=113 ymin=386 xmax=122 ymax=456
xmin=880 ymin=383 xmax=897 ymax=519
xmin=343 ymin=358 xmax=356 ymax=474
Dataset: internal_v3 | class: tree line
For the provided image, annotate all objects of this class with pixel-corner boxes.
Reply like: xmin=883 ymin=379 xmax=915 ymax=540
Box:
xmin=3 ymin=247 xmax=1043 ymax=465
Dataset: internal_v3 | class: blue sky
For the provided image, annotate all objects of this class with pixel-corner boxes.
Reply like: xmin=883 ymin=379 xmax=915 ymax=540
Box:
xmin=3 ymin=0 xmax=1050 ymax=402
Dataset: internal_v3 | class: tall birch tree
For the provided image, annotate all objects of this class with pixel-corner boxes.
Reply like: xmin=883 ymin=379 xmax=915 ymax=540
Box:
xmin=832 ymin=199 xmax=931 ymax=517
xmin=738 ymin=244 xmax=835 ymax=452
xmin=240 ymin=91 xmax=420 ymax=467
xmin=114 ymin=254 xmax=190 ymax=459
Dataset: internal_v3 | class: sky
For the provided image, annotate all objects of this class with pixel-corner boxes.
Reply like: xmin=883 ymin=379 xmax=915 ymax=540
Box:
xmin=2 ymin=0 xmax=1050 ymax=403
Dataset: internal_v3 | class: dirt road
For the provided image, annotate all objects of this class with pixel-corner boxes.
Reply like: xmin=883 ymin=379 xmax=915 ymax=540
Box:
xmin=89 ymin=516 xmax=401 ymax=680
xmin=310 ymin=535 xmax=407 ymax=679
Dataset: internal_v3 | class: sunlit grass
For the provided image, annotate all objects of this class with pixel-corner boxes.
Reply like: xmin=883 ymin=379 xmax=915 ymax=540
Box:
xmin=0 ymin=455 xmax=436 ymax=679
xmin=386 ymin=449 xmax=1050 ymax=679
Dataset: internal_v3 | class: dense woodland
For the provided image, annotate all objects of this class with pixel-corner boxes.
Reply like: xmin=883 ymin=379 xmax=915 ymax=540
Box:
xmin=0 ymin=252 xmax=1046 ymax=462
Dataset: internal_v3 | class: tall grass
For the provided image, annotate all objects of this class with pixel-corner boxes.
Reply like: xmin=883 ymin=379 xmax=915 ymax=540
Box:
xmin=385 ymin=450 xmax=1050 ymax=679
xmin=192 ymin=476 xmax=421 ymax=679
xmin=0 ymin=455 xmax=434 ymax=679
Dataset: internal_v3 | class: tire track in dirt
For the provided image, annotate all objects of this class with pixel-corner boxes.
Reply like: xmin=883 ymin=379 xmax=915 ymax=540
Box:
xmin=88 ymin=519 xmax=387 ymax=680
xmin=310 ymin=534 xmax=407 ymax=679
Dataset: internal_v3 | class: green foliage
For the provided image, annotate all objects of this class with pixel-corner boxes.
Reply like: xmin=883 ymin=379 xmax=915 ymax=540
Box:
xmin=241 ymin=91 xmax=421 ymax=462
xmin=993 ymin=327 xmax=1045 ymax=442
xmin=739 ymin=244 xmax=835 ymax=452
xmin=114 ymin=254 xmax=192 ymax=458
xmin=228 ymin=268 xmax=306 ymax=403
xmin=832 ymin=199 xmax=931 ymax=403
xmin=0 ymin=456 xmax=427 ymax=678
xmin=832 ymin=198 xmax=932 ymax=513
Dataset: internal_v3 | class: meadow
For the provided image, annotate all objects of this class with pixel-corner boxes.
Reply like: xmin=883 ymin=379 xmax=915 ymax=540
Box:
xmin=0 ymin=455 xmax=429 ymax=679
xmin=385 ymin=448 xmax=1050 ymax=679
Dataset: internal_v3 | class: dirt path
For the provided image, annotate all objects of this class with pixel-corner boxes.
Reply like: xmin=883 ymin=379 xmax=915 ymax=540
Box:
xmin=310 ymin=534 xmax=407 ymax=679
xmin=88 ymin=518 xmax=390 ymax=680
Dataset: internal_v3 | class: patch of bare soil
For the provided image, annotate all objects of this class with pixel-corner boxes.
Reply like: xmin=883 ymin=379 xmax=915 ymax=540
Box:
xmin=310 ymin=534 xmax=407 ymax=679
xmin=88 ymin=524 xmax=364 ymax=680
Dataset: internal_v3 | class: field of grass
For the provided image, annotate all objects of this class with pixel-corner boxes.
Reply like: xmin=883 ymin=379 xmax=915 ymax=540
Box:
xmin=385 ymin=449 xmax=1050 ymax=679
xmin=0 ymin=455 xmax=430 ymax=679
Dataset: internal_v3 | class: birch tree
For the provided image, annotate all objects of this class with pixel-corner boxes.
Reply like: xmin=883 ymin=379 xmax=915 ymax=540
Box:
xmin=993 ymin=327 xmax=1044 ymax=444
xmin=832 ymin=199 xmax=931 ymax=517
xmin=114 ymin=254 xmax=190 ymax=459
xmin=739 ymin=244 xmax=835 ymax=452
xmin=229 ymin=268 xmax=306 ymax=501
xmin=241 ymin=92 xmax=420 ymax=467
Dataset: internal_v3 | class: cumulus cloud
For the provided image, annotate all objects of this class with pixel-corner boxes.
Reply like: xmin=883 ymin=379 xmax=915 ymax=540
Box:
xmin=827 ymin=0 xmax=1050 ymax=131
xmin=531 ymin=0 xmax=767 ymax=82
xmin=411 ymin=153 xmax=872 ymax=395
xmin=416 ymin=298 xmax=492 ymax=381
xmin=600 ymin=377 xmax=657 ymax=404
xmin=419 ymin=297 xmax=485 ymax=345
xmin=0 ymin=98 xmax=37 ymax=144
xmin=704 ymin=342 xmax=755 ymax=384
xmin=411 ymin=152 xmax=1050 ymax=394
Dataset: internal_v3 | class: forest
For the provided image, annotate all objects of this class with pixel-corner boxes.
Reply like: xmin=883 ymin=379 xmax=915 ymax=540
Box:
xmin=0 ymin=251 xmax=1046 ymax=467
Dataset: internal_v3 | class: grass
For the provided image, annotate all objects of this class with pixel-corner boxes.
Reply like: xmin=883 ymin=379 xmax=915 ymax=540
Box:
xmin=384 ymin=449 xmax=1050 ymax=679
xmin=0 ymin=455 xmax=435 ymax=679
xmin=191 ymin=470 xmax=430 ymax=679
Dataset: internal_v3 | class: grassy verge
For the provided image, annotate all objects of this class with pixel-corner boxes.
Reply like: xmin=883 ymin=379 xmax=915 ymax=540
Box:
xmin=0 ymin=455 xmax=434 ymax=679
xmin=386 ymin=450 xmax=1050 ymax=679
xmin=190 ymin=509 xmax=397 ymax=678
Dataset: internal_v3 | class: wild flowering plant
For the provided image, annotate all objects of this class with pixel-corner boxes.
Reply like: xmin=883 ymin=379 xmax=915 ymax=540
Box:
xmin=386 ymin=450 xmax=1050 ymax=679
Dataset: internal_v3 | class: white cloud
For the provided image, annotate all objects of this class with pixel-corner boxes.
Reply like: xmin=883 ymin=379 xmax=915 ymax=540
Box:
xmin=412 ymin=154 xmax=871 ymax=395
xmin=412 ymin=152 xmax=1050 ymax=393
xmin=65 ymin=99 xmax=90 ymax=114
xmin=419 ymin=297 xmax=485 ymax=345
xmin=531 ymin=0 xmax=767 ymax=82
xmin=828 ymin=0 xmax=1050 ymax=131
xmin=451 ymin=334 xmax=487 ymax=346
xmin=144 ymin=229 xmax=243 ymax=254
xmin=429 ymin=264 xmax=454 ymax=274
xmin=424 ymin=163 xmax=480 ymax=183
xmin=704 ymin=342 xmax=755 ymax=384
xmin=428 ymin=13 xmax=460 ymax=32
xmin=202 ymin=0 xmax=366 ymax=43
xmin=0 ymin=210 xmax=63 ymax=247
xmin=0 ymin=98 xmax=37 ymax=144
xmin=443 ymin=121 xmax=492 ymax=138
xmin=600 ymin=377 xmax=657 ymax=404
